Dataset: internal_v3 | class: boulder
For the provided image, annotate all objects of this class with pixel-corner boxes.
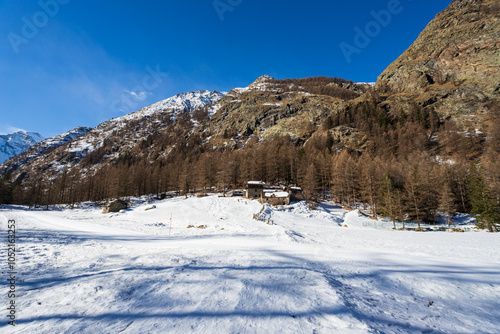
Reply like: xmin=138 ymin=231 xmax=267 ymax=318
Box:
xmin=103 ymin=199 xmax=128 ymax=214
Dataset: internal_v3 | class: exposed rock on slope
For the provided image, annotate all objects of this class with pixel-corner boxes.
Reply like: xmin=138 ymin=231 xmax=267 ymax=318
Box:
xmin=4 ymin=90 xmax=226 ymax=182
xmin=199 ymin=75 xmax=365 ymax=148
xmin=376 ymin=0 xmax=500 ymax=126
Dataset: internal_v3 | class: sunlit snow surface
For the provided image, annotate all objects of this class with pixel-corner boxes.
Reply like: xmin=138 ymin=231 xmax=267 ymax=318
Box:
xmin=1 ymin=195 xmax=499 ymax=333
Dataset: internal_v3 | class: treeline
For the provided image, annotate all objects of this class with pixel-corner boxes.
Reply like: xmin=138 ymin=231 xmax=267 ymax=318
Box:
xmin=269 ymin=76 xmax=362 ymax=100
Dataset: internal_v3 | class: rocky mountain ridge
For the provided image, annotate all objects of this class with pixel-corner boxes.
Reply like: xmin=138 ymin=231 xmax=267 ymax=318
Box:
xmin=375 ymin=0 xmax=499 ymax=126
xmin=119 ymin=90 xmax=227 ymax=122
xmin=198 ymin=75 xmax=366 ymax=149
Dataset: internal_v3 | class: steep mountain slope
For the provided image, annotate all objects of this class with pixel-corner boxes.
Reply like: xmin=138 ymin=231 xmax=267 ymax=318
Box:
xmin=0 ymin=131 xmax=44 ymax=164
xmin=196 ymin=75 xmax=367 ymax=149
xmin=5 ymin=90 xmax=226 ymax=182
xmin=1 ymin=77 xmax=369 ymax=185
xmin=375 ymin=0 xmax=499 ymax=126
xmin=0 ymin=126 xmax=91 ymax=175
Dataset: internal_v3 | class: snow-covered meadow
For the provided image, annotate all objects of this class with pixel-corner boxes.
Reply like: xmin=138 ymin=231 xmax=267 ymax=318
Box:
xmin=1 ymin=195 xmax=499 ymax=333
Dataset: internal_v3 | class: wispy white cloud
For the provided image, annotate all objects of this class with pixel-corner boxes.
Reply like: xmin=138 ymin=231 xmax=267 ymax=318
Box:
xmin=0 ymin=125 xmax=27 ymax=135
xmin=124 ymin=90 xmax=153 ymax=101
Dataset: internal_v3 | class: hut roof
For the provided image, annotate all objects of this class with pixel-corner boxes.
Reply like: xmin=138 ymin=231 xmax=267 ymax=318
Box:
xmin=248 ymin=181 xmax=266 ymax=185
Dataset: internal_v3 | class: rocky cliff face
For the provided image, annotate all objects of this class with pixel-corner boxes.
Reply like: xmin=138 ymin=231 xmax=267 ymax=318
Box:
xmin=376 ymin=0 xmax=499 ymax=126
xmin=198 ymin=75 xmax=365 ymax=149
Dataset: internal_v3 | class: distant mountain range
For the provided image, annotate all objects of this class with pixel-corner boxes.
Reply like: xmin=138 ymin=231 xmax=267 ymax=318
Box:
xmin=0 ymin=131 xmax=44 ymax=164
xmin=0 ymin=127 xmax=92 ymax=175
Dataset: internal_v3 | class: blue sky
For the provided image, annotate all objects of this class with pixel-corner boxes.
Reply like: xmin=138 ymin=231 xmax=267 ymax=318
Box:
xmin=0 ymin=0 xmax=451 ymax=137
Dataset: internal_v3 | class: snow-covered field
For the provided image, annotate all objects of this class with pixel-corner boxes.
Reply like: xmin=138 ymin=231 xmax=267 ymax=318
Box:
xmin=1 ymin=195 xmax=499 ymax=333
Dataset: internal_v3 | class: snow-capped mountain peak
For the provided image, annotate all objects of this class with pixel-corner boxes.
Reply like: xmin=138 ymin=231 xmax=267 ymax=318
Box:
xmin=119 ymin=90 xmax=227 ymax=122
xmin=0 ymin=131 xmax=44 ymax=164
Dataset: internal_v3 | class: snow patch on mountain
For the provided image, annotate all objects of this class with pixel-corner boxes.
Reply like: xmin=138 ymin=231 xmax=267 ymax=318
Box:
xmin=89 ymin=90 xmax=227 ymax=145
xmin=228 ymin=75 xmax=276 ymax=96
xmin=7 ymin=90 xmax=228 ymax=177
xmin=0 ymin=131 xmax=44 ymax=164
xmin=39 ymin=127 xmax=92 ymax=150
xmin=357 ymin=82 xmax=376 ymax=86
xmin=24 ymin=126 xmax=93 ymax=159
xmin=119 ymin=90 xmax=227 ymax=122
xmin=0 ymin=127 xmax=92 ymax=173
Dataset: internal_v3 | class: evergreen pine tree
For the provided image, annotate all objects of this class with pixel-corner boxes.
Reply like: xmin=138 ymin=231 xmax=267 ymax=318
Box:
xmin=468 ymin=163 xmax=500 ymax=232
